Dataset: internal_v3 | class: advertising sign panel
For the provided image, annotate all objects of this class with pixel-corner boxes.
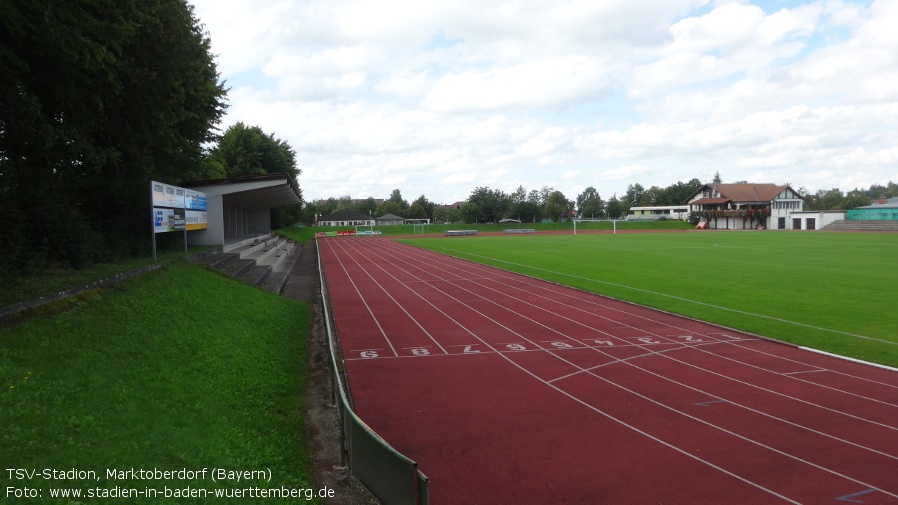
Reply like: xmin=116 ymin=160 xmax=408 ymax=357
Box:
xmin=185 ymin=210 xmax=208 ymax=230
xmin=185 ymin=189 xmax=207 ymax=211
xmin=150 ymin=180 xmax=207 ymax=259
xmin=153 ymin=207 xmax=186 ymax=233
xmin=151 ymin=181 xmax=185 ymax=209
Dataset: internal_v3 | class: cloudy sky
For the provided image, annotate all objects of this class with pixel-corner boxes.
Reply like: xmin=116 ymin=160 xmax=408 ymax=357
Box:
xmin=189 ymin=0 xmax=897 ymax=205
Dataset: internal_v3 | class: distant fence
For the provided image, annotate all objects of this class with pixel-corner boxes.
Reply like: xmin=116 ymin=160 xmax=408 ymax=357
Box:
xmin=317 ymin=242 xmax=429 ymax=505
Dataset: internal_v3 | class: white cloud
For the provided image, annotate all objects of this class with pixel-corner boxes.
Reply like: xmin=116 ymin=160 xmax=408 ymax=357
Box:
xmin=190 ymin=0 xmax=898 ymax=204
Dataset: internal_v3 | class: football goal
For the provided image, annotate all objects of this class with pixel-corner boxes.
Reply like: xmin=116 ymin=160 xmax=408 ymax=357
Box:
xmin=573 ymin=219 xmax=621 ymax=235
xmin=406 ymin=218 xmax=430 ymax=235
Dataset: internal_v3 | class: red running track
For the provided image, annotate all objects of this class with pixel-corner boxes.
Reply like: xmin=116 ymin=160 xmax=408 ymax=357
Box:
xmin=319 ymin=237 xmax=898 ymax=504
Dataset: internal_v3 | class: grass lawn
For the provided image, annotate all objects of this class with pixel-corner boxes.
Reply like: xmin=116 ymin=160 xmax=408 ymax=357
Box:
xmin=0 ymin=262 xmax=320 ymax=504
xmin=0 ymin=247 xmax=214 ymax=308
xmin=402 ymin=230 xmax=898 ymax=368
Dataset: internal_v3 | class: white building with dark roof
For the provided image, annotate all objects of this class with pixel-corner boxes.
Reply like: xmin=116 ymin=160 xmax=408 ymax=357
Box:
xmin=316 ymin=209 xmax=375 ymax=227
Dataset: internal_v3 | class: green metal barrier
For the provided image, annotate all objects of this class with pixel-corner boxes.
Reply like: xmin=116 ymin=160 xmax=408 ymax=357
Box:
xmin=317 ymin=240 xmax=429 ymax=505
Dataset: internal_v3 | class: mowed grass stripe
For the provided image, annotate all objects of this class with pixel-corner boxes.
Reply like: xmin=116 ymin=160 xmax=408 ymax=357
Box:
xmin=402 ymin=231 xmax=898 ymax=368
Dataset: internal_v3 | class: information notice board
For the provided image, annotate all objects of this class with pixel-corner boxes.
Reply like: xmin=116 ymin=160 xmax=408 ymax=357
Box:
xmin=151 ymin=181 xmax=207 ymax=259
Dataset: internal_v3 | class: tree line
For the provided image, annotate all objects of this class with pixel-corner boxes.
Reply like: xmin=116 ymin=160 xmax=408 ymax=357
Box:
xmin=802 ymin=183 xmax=897 ymax=210
xmin=307 ymin=179 xmax=706 ymax=225
xmin=1 ymin=1 xmax=300 ymax=276
xmin=309 ymin=179 xmax=896 ymax=225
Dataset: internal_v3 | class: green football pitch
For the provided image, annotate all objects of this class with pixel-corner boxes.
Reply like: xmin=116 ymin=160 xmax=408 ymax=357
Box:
xmin=402 ymin=231 xmax=898 ymax=368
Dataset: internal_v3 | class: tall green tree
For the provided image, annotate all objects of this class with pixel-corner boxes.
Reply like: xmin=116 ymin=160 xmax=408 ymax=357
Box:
xmin=639 ymin=186 xmax=663 ymax=206
xmin=544 ymin=190 xmax=571 ymax=222
xmin=867 ymin=182 xmax=898 ymax=199
xmin=509 ymin=186 xmax=543 ymax=223
xmin=843 ymin=189 xmax=872 ymax=209
xmin=459 ymin=202 xmax=480 ymax=224
xmin=376 ymin=200 xmax=405 ymax=218
xmin=207 ymin=123 xmax=298 ymax=179
xmin=605 ymin=195 xmax=625 ymax=219
xmin=206 ymin=122 xmax=302 ymax=227
xmin=352 ymin=197 xmax=379 ymax=217
xmin=387 ymin=189 xmax=409 ymax=211
xmin=468 ymin=186 xmax=509 ymax=223
xmin=576 ymin=186 xmax=604 ymax=219
xmin=622 ymin=183 xmax=645 ymax=210
xmin=410 ymin=195 xmax=435 ymax=221
xmin=406 ymin=202 xmax=427 ymax=219
xmin=659 ymin=178 xmax=702 ymax=205
xmin=0 ymin=0 xmax=227 ymax=271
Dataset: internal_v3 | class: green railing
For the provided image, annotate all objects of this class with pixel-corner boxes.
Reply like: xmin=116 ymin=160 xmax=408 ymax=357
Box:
xmin=316 ymin=240 xmax=429 ymax=505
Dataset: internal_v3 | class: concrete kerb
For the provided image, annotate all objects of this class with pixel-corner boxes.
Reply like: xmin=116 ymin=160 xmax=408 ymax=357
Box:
xmin=0 ymin=249 xmax=220 ymax=322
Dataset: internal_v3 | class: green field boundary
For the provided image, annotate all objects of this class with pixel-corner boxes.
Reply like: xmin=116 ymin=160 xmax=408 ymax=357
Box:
xmin=401 ymin=231 xmax=898 ymax=368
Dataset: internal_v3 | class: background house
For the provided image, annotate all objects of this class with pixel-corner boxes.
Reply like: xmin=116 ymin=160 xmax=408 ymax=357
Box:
xmin=687 ymin=182 xmax=805 ymax=230
xmin=317 ymin=209 xmax=375 ymax=227
xmin=626 ymin=205 xmax=690 ymax=221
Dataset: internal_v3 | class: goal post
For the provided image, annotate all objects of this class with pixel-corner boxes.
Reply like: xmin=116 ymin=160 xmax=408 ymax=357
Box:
xmin=406 ymin=218 xmax=430 ymax=235
xmin=573 ymin=219 xmax=620 ymax=235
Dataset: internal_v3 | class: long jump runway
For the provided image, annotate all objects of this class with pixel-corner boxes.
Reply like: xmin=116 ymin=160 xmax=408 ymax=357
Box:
xmin=319 ymin=237 xmax=898 ymax=504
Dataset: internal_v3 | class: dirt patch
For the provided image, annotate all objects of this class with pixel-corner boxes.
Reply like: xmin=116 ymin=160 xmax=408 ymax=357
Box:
xmin=282 ymin=242 xmax=380 ymax=505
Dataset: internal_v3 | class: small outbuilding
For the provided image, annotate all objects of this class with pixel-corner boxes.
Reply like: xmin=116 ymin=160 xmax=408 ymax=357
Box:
xmin=376 ymin=213 xmax=405 ymax=226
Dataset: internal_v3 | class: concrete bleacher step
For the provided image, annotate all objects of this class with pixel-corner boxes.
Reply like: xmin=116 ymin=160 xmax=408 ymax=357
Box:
xmin=823 ymin=220 xmax=898 ymax=232
xmin=239 ymin=264 xmax=273 ymax=286
xmin=223 ymin=234 xmax=270 ymax=253
xmin=199 ymin=236 xmax=301 ymax=295
xmin=259 ymin=244 xmax=302 ymax=294
xmin=220 ymin=257 xmax=256 ymax=278
xmin=200 ymin=252 xmax=240 ymax=270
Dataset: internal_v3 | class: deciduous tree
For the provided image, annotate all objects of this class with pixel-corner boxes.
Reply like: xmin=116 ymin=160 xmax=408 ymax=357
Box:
xmin=577 ymin=186 xmax=604 ymax=219
xmin=0 ymin=0 xmax=227 ymax=271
